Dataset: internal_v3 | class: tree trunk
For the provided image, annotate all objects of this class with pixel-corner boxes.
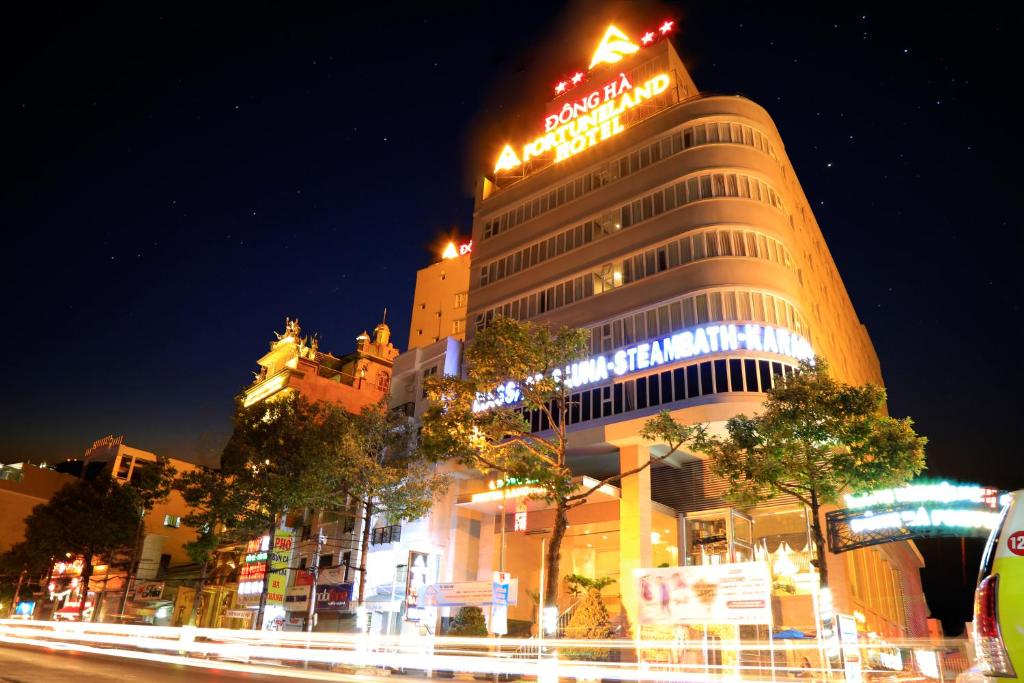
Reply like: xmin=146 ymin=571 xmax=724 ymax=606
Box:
xmin=543 ymin=502 xmax=569 ymax=609
xmin=356 ymin=499 xmax=374 ymax=606
xmin=187 ymin=561 xmax=210 ymax=626
xmin=254 ymin=518 xmax=279 ymax=630
xmin=809 ymin=494 xmax=829 ymax=588
xmin=78 ymin=553 xmax=93 ymax=621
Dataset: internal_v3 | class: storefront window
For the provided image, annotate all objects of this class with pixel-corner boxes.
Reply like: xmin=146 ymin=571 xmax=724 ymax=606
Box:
xmin=749 ymin=505 xmax=815 ymax=595
xmin=681 ymin=509 xmax=752 ymax=566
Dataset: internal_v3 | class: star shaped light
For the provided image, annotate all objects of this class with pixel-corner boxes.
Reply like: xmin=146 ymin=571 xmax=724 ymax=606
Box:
xmin=641 ymin=31 xmax=655 ymax=44
xmin=555 ymin=81 xmax=567 ymax=94
xmin=659 ymin=20 xmax=674 ymax=34
xmin=571 ymin=72 xmax=583 ymax=84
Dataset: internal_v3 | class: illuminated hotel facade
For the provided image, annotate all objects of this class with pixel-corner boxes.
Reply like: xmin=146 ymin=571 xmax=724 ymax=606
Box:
xmin=461 ymin=22 xmax=927 ymax=640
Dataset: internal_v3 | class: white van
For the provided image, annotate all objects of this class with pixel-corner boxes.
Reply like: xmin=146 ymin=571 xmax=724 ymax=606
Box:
xmin=974 ymin=490 xmax=1023 ymax=680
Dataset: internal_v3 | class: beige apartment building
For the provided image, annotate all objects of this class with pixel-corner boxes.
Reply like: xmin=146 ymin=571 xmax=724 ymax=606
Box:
xmin=462 ymin=23 xmax=926 ymax=642
xmin=407 ymin=240 xmax=472 ymax=351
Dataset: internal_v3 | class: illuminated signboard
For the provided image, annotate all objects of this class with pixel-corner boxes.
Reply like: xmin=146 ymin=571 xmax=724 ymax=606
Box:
xmin=493 ymin=21 xmax=677 ymax=175
xmin=495 ymin=72 xmax=670 ymax=173
xmin=826 ymin=480 xmax=1009 ymax=553
xmin=473 ymin=322 xmax=813 ymax=412
xmin=237 ymin=531 xmax=294 ymax=606
xmin=442 ymin=240 xmax=473 ymax=260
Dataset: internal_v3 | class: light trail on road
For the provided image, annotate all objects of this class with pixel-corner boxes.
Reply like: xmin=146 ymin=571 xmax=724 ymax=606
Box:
xmin=0 ymin=619 xmax=972 ymax=682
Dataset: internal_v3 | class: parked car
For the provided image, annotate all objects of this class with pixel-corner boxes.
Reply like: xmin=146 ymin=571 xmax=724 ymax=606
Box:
xmin=973 ymin=490 xmax=1022 ymax=680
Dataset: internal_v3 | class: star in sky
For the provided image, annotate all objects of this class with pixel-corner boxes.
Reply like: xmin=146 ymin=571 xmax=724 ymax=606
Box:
xmin=571 ymin=72 xmax=583 ymax=84
xmin=659 ymin=20 xmax=674 ymax=34
xmin=555 ymin=81 xmax=567 ymax=94
xmin=641 ymin=31 xmax=655 ymax=45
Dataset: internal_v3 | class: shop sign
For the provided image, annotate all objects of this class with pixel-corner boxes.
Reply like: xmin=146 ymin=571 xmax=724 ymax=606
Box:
xmin=827 ymin=480 xmax=1009 ymax=553
xmin=474 ymin=322 xmax=813 ymax=412
xmin=237 ymin=529 xmax=294 ymax=607
xmin=420 ymin=579 xmax=520 ymax=607
xmin=225 ymin=609 xmax=252 ymax=620
xmin=14 ymin=601 xmax=35 ymax=617
xmin=134 ymin=581 xmax=164 ymax=600
xmin=317 ymin=566 xmax=349 ymax=585
xmin=285 ymin=585 xmax=310 ymax=612
xmin=837 ymin=614 xmax=862 ymax=683
xmin=635 ymin=561 xmax=772 ymax=626
xmin=405 ymin=551 xmax=437 ymax=622
xmin=315 ymin=583 xmax=353 ymax=611
xmin=442 ymin=240 xmax=473 ymax=260
xmin=845 ymin=481 xmax=1006 ymax=511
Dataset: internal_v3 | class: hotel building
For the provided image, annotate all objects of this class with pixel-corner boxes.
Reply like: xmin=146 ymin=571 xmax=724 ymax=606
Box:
xmin=461 ymin=22 xmax=927 ymax=641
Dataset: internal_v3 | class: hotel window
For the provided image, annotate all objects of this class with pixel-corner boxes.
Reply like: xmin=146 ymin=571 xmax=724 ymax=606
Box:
xmin=481 ymin=171 xmax=787 ymax=289
xmin=163 ymin=515 xmax=182 ymax=528
xmin=454 ymin=292 xmax=466 ymax=308
xmin=452 ymin=319 xmax=465 ymax=335
xmin=522 ymin=356 xmax=798 ymax=431
xmin=482 ymin=120 xmax=780 ymax=241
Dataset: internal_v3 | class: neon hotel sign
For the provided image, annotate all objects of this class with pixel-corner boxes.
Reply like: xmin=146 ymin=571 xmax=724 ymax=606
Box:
xmin=494 ymin=24 xmax=676 ymax=174
xmin=473 ymin=322 xmax=813 ymax=412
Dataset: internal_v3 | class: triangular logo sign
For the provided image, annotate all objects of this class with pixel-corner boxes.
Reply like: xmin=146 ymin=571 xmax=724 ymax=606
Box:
xmin=494 ymin=144 xmax=522 ymax=173
xmin=589 ymin=25 xmax=639 ymax=69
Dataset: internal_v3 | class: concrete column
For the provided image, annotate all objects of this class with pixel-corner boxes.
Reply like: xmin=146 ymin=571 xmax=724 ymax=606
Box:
xmin=476 ymin=513 xmax=496 ymax=581
xmin=618 ymin=443 xmax=652 ymax=635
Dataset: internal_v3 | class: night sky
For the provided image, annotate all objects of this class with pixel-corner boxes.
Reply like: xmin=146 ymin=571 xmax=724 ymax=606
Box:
xmin=3 ymin=2 xmax=1019 ymax=631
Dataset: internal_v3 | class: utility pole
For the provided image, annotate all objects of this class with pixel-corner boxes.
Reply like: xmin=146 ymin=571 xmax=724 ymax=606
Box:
xmin=305 ymin=529 xmax=325 ymax=632
xmin=9 ymin=568 xmax=26 ymax=618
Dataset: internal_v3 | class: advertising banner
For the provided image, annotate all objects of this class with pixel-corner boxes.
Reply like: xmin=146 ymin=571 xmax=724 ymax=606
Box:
xmin=420 ymin=579 xmax=520 ymax=607
xmin=405 ymin=551 xmax=438 ymax=622
xmin=266 ymin=530 xmax=294 ymax=608
xmin=315 ymin=583 xmax=353 ymax=611
xmin=635 ymin=561 xmax=772 ymax=626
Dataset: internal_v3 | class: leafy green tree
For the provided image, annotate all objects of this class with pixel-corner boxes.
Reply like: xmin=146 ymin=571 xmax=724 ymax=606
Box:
xmin=422 ymin=316 xmax=698 ymax=610
xmin=564 ymin=574 xmax=616 ymax=597
xmin=680 ymin=358 xmax=926 ymax=587
xmin=21 ymin=476 xmax=139 ymax=619
xmin=447 ymin=606 xmax=488 ymax=636
xmin=334 ymin=401 xmax=448 ymax=606
xmin=220 ymin=393 xmax=349 ymax=627
xmin=173 ymin=467 xmax=253 ymax=625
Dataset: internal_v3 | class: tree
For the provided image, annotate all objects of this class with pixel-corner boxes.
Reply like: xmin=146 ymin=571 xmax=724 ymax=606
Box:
xmin=21 ymin=476 xmax=139 ymax=619
xmin=563 ymin=583 xmax=615 ymax=661
xmin=174 ymin=466 xmax=252 ymax=625
xmin=335 ymin=400 xmax=448 ymax=607
xmin=447 ymin=606 xmax=488 ymax=636
xmin=422 ymin=316 xmax=699 ymax=610
xmin=220 ymin=393 xmax=349 ymax=628
xmin=0 ymin=542 xmax=52 ymax=617
xmin=685 ymin=358 xmax=926 ymax=587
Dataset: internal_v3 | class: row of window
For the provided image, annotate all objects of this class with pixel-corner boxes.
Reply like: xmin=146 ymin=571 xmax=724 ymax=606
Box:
xmin=620 ymin=228 xmax=793 ymax=289
xmin=525 ymin=357 xmax=798 ymax=432
xmin=481 ymin=118 xmax=780 ymax=240
xmin=475 ymin=221 xmax=795 ymax=330
xmin=479 ymin=169 xmax=786 ymax=289
xmin=370 ymin=524 xmax=402 ymax=545
xmin=587 ymin=288 xmax=809 ymax=355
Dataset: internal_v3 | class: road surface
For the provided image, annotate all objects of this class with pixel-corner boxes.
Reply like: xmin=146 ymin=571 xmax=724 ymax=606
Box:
xmin=0 ymin=643 xmax=419 ymax=682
